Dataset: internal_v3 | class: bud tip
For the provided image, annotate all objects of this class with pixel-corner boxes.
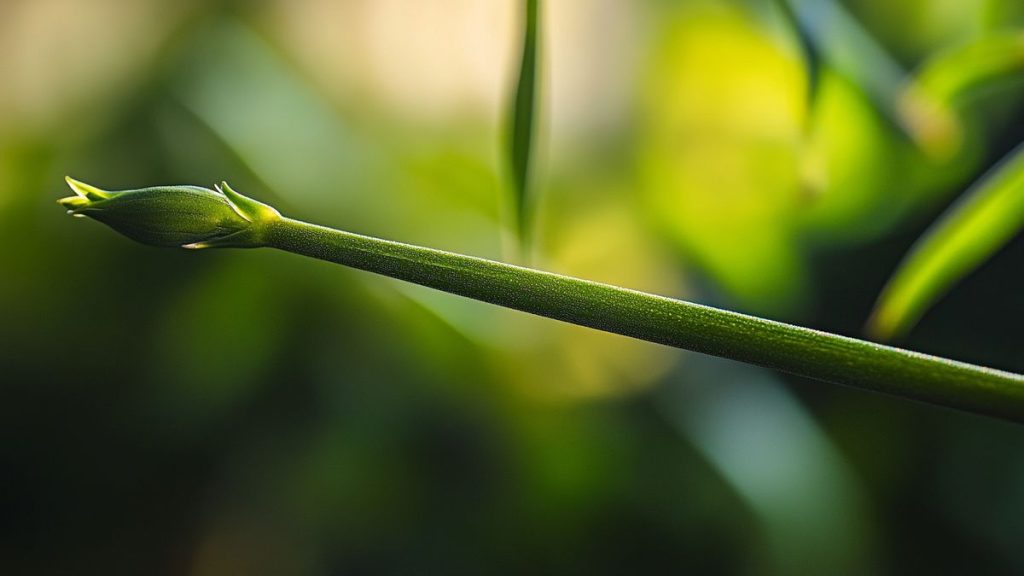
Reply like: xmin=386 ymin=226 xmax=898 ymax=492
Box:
xmin=64 ymin=176 xmax=111 ymax=201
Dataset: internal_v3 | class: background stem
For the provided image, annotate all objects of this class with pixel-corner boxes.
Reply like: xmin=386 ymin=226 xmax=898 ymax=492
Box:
xmin=509 ymin=0 xmax=540 ymax=248
xmin=267 ymin=216 xmax=1024 ymax=422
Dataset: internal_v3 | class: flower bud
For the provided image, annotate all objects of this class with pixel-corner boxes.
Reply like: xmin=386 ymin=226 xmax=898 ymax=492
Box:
xmin=59 ymin=177 xmax=280 ymax=249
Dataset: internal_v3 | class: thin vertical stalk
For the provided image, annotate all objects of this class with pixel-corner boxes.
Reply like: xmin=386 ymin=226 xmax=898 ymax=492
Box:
xmin=508 ymin=0 xmax=540 ymax=251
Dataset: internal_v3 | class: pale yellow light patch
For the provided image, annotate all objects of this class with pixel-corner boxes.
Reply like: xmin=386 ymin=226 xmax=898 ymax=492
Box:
xmin=261 ymin=0 xmax=641 ymax=148
xmin=0 ymin=0 xmax=195 ymax=133
xmin=261 ymin=0 xmax=515 ymax=122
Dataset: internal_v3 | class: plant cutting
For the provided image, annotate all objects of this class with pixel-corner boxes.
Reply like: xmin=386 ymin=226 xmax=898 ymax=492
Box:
xmin=59 ymin=177 xmax=1024 ymax=422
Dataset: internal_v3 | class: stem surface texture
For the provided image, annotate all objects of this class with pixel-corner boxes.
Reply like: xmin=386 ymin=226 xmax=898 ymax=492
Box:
xmin=267 ymin=216 xmax=1024 ymax=422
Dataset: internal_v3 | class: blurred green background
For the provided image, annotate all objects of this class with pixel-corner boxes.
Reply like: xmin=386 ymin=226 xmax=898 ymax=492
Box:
xmin=2 ymin=0 xmax=1024 ymax=574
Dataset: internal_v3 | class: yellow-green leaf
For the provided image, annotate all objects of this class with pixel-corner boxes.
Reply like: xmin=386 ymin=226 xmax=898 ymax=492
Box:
xmin=869 ymin=142 xmax=1024 ymax=340
xmin=900 ymin=31 xmax=1024 ymax=157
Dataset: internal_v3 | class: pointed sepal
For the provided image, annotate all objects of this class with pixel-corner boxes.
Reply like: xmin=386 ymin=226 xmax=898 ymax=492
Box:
xmin=217 ymin=181 xmax=280 ymax=224
xmin=65 ymin=176 xmax=112 ymax=201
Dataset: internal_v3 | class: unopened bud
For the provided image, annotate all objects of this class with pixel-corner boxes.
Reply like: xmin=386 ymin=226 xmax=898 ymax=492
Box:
xmin=59 ymin=177 xmax=280 ymax=249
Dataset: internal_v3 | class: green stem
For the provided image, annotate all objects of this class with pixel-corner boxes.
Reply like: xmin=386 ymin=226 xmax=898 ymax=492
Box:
xmin=266 ymin=216 xmax=1024 ymax=423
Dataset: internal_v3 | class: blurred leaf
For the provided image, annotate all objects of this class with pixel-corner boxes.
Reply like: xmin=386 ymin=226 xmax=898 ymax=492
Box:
xmin=869 ymin=142 xmax=1024 ymax=340
xmin=899 ymin=31 xmax=1024 ymax=158
xmin=772 ymin=0 xmax=821 ymax=111
xmin=796 ymin=67 xmax=982 ymax=244
xmin=783 ymin=0 xmax=906 ymax=127
xmin=983 ymin=0 xmax=1024 ymax=29
xmin=641 ymin=6 xmax=808 ymax=314
xmin=908 ymin=31 xmax=1024 ymax=102
xmin=508 ymin=0 xmax=540 ymax=251
xmin=659 ymin=359 xmax=871 ymax=574
xmin=797 ymin=68 xmax=897 ymax=239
